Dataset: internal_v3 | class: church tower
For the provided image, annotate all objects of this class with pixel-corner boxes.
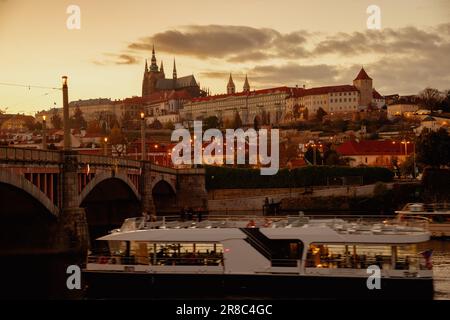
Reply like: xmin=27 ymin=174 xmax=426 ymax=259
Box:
xmin=353 ymin=67 xmax=373 ymax=108
xmin=142 ymin=45 xmax=166 ymax=97
xmin=243 ymin=74 xmax=250 ymax=93
xmin=227 ymin=74 xmax=236 ymax=95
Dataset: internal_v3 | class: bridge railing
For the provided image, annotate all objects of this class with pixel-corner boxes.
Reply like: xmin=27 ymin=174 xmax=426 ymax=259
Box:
xmin=77 ymin=154 xmax=142 ymax=169
xmin=0 ymin=146 xmax=61 ymax=163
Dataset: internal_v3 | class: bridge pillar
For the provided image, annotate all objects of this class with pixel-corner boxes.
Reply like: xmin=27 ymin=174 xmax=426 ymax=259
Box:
xmin=176 ymin=168 xmax=208 ymax=212
xmin=58 ymin=151 xmax=89 ymax=256
xmin=141 ymin=162 xmax=156 ymax=216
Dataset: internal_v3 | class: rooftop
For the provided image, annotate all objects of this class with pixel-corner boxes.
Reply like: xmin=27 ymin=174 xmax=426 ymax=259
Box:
xmin=336 ymin=139 xmax=414 ymax=156
xmin=117 ymin=215 xmax=428 ymax=237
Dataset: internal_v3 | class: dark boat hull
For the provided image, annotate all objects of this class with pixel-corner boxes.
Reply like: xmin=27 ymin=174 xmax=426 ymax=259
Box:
xmin=83 ymin=271 xmax=434 ymax=300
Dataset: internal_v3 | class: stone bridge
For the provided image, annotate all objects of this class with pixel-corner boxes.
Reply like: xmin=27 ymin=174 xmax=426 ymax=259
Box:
xmin=0 ymin=146 xmax=207 ymax=255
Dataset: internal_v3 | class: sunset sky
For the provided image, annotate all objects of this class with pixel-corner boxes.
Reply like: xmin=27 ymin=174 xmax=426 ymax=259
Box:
xmin=0 ymin=0 xmax=449 ymax=115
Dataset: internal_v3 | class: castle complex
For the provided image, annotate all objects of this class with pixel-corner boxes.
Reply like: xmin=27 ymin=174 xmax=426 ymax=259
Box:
xmin=180 ymin=67 xmax=385 ymax=126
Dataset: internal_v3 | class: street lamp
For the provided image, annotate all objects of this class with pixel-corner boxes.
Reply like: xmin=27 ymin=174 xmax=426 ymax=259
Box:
xmin=103 ymin=137 xmax=108 ymax=156
xmin=140 ymin=112 xmax=146 ymax=161
xmin=308 ymin=142 xmax=322 ymax=165
xmin=42 ymin=115 xmax=47 ymax=150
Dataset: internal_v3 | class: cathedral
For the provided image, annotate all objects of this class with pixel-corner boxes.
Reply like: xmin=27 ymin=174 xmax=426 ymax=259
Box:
xmin=142 ymin=46 xmax=201 ymax=98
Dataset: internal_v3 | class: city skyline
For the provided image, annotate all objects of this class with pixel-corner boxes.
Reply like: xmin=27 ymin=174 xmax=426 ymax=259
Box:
xmin=0 ymin=0 xmax=449 ymax=115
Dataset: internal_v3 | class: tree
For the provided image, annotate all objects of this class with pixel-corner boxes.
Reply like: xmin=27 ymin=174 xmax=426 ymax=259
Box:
xmin=51 ymin=112 xmax=62 ymax=129
xmin=437 ymin=89 xmax=450 ymax=112
xmin=149 ymin=119 xmax=162 ymax=129
xmin=70 ymin=106 xmax=87 ymax=130
xmin=400 ymin=155 xmax=415 ymax=177
xmin=323 ymin=149 xmax=341 ymax=166
xmin=86 ymin=120 xmax=102 ymax=134
xmin=293 ymin=104 xmax=301 ymax=119
xmin=120 ymin=110 xmax=137 ymax=130
xmin=233 ymin=112 xmax=243 ymax=129
xmin=164 ymin=120 xmax=175 ymax=130
xmin=416 ymin=128 xmax=450 ymax=168
xmin=419 ymin=87 xmax=443 ymax=112
xmin=316 ymin=107 xmax=327 ymax=122
xmin=24 ymin=117 xmax=36 ymax=131
xmin=203 ymin=116 xmax=219 ymax=130
xmin=280 ymin=142 xmax=299 ymax=165
xmin=302 ymin=107 xmax=309 ymax=121
xmin=261 ymin=111 xmax=268 ymax=125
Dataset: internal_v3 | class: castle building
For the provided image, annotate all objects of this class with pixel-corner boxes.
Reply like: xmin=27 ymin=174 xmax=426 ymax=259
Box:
xmin=181 ymin=73 xmax=290 ymax=126
xmin=285 ymin=67 xmax=385 ymax=121
xmin=142 ymin=46 xmax=201 ymax=98
xmin=181 ymin=68 xmax=385 ymax=126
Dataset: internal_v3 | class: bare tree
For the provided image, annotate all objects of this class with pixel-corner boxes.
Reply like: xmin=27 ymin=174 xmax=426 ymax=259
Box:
xmin=419 ymin=87 xmax=443 ymax=112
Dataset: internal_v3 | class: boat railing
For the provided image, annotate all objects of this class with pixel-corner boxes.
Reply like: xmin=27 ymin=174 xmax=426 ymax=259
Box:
xmin=118 ymin=214 xmax=429 ymax=231
xmin=87 ymin=254 xmax=224 ymax=267
xmin=400 ymin=202 xmax=450 ymax=213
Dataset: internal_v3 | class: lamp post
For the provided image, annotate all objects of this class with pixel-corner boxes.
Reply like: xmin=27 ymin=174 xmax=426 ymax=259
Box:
xmin=140 ymin=112 xmax=146 ymax=161
xmin=103 ymin=137 xmax=108 ymax=156
xmin=42 ymin=115 xmax=47 ymax=150
xmin=62 ymin=76 xmax=71 ymax=151
xmin=309 ymin=142 xmax=322 ymax=165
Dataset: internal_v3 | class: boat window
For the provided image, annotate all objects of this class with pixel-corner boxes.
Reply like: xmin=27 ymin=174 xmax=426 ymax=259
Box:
xmin=146 ymin=243 xmax=224 ymax=266
xmin=306 ymin=243 xmax=426 ymax=270
xmin=96 ymin=241 xmax=224 ymax=266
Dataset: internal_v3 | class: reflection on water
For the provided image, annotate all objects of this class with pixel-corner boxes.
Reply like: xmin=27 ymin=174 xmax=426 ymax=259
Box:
xmin=420 ymin=240 xmax=450 ymax=300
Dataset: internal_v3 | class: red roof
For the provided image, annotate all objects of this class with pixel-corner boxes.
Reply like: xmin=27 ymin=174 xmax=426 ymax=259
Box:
xmin=117 ymin=89 xmax=194 ymax=105
xmin=354 ymin=68 xmax=372 ymax=81
xmin=301 ymin=85 xmax=358 ymax=97
xmin=372 ymin=89 xmax=384 ymax=99
xmin=336 ymin=140 xmax=414 ymax=156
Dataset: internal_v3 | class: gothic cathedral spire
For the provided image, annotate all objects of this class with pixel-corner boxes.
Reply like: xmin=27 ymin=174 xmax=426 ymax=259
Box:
xmin=160 ymin=61 xmax=165 ymax=78
xmin=173 ymin=58 xmax=177 ymax=80
xmin=150 ymin=44 xmax=158 ymax=72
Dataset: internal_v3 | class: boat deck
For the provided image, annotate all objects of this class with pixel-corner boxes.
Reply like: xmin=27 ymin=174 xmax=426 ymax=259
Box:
xmin=117 ymin=215 xmax=429 ymax=236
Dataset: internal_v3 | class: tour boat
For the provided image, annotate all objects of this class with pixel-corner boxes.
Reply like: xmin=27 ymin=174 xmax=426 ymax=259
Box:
xmin=396 ymin=203 xmax=450 ymax=238
xmin=83 ymin=215 xmax=434 ymax=299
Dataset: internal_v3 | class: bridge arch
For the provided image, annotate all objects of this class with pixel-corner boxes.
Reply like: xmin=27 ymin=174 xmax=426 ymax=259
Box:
xmin=79 ymin=172 xmax=142 ymax=253
xmin=78 ymin=172 xmax=141 ymax=207
xmin=152 ymin=178 xmax=177 ymax=215
xmin=0 ymin=168 xmax=59 ymax=217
